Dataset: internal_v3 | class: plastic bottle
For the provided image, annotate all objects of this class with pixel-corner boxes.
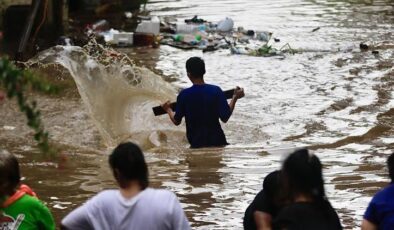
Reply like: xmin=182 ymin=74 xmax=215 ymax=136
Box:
xmin=176 ymin=23 xmax=197 ymax=34
xmin=176 ymin=23 xmax=206 ymax=33
xmin=198 ymin=24 xmax=206 ymax=31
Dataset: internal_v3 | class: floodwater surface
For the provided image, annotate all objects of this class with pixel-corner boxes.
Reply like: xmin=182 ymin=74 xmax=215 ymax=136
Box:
xmin=1 ymin=0 xmax=394 ymax=229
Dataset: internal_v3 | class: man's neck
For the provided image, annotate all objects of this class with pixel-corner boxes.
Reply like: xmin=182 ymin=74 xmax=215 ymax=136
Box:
xmin=191 ymin=78 xmax=205 ymax=85
xmin=119 ymin=183 xmax=143 ymax=199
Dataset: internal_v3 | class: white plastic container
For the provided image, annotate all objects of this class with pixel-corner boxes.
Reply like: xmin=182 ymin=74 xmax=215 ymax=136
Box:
xmin=217 ymin=17 xmax=234 ymax=32
xmin=113 ymin=32 xmax=134 ymax=46
xmin=176 ymin=23 xmax=206 ymax=34
xmin=135 ymin=16 xmax=160 ymax=35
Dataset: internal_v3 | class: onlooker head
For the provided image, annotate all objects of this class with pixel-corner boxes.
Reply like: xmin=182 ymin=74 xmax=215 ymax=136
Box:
xmin=362 ymin=152 xmax=394 ymax=230
xmin=281 ymin=148 xmax=325 ymax=203
xmin=0 ymin=149 xmax=20 ymax=197
xmin=244 ymin=170 xmax=282 ymax=230
xmin=274 ymin=148 xmax=342 ymax=230
xmin=0 ymin=149 xmax=55 ymax=229
xmin=109 ymin=142 xmax=149 ymax=190
xmin=186 ymin=57 xmax=206 ymax=78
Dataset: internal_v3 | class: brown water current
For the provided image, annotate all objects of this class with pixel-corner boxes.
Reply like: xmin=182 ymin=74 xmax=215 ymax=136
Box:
xmin=1 ymin=0 xmax=394 ymax=229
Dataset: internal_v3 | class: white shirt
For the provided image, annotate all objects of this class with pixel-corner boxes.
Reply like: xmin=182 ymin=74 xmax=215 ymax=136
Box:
xmin=61 ymin=188 xmax=190 ymax=230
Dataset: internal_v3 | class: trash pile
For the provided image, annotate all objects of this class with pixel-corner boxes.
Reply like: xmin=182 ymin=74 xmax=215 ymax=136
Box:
xmin=84 ymin=15 xmax=295 ymax=57
xmin=85 ymin=16 xmax=161 ymax=47
xmin=159 ymin=15 xmax=296 ymax=57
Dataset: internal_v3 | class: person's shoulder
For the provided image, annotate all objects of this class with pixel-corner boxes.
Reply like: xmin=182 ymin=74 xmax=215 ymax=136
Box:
xmin=14 ymin=195 xmax=51 ymax=215
xmin=87 ymin=189 xmax=118 ymax=205
xmin=93 ymin=189 xmax=117 ymax=199
xmin=178 ymin=87 xmax=193 ymax=98
xmin=205 ymin=84 xmax=224 ymax=95
xmin=142 ymin=188 xmax=179 ymax=205
xmin=144 ymin=188 xmax=176 ymax=199
xmin=17 ymin=194 xmax=45 ymax=207
xmin=372 ymin=183 xmax=394 ymax=201
xmin=206 ymin=84 xmax=222 ymax=90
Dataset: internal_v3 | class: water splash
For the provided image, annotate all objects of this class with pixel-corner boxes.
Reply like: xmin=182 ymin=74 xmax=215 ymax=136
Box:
xmin=27 ymin=41 xmax=178 ymax=147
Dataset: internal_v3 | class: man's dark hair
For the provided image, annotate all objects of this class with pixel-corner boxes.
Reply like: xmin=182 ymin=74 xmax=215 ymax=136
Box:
xmin=0 ymin=150 xmax=21 ymax=195
xmin=388 ymin=153 xmax=394 ymax=181
xmin=186 ymin=57 xmax=206 ymax=78
xmin=109 ymin=142 xmax=149 ymax=189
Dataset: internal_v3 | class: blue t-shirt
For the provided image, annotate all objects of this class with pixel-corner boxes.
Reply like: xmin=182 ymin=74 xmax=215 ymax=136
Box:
xmin=364 ymin=183 xmax=394 ymax=229
xmin=174 ymin=84 xmax=232 ymax=148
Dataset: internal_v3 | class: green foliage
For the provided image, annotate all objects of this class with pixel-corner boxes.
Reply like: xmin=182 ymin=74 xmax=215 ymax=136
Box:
xmin=0 ymin=58 xmax=58 ymax=155
xmin=257 ymin=44 xmax=277 ymax=56
xmin=139 ymin=0 xmax=148 ymax=10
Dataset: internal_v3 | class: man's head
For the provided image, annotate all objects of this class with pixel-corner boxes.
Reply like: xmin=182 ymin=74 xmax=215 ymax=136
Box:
xmin=109 ymin=142 xmax=149 ymax=189
xmin=0 ymin=150 xmax=20 ymax=196
xmin=388 ymin=153 xmax=394 ymax=182
xmin=186 ymin=57 xmax=206 ymax=79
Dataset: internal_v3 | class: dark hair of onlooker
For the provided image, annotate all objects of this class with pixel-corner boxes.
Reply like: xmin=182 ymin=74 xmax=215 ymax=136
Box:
xmin=281 ymin=148 xmax=333 ymax=216
xmin=387 ymin=153 xmax=394 ymax=182
xmin=186 ymin=57 xmax=206 ymax=78
xmin=0 ymin=150 xmax=21 ymax=195
xmin=109 ymin=142 xmax=149 ymax=189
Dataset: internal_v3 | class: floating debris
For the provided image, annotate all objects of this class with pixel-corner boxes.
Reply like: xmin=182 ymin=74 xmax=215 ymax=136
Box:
xmin=3 ymin=126 xmax=16 ymax=130
xmin=360 ymin=43 xmax=369 ymax=51
xmin=312 ymin=27 xmax=321 ymax=32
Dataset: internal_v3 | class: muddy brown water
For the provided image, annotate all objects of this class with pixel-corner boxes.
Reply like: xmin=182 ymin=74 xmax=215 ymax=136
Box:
xmin=1 ymin=0 xmax=394 ymax=229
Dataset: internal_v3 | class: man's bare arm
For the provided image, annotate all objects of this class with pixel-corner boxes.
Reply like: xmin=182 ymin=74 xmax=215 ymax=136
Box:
xmin=254 ymin=211 xmax=273 ymax=230
xmin=162 ymin=100 xmax=181 ymax=126
xmin=228 ymin=86 xmax=245 ymax=115
xmin=361 ymin=219 xmax=378 ymax=230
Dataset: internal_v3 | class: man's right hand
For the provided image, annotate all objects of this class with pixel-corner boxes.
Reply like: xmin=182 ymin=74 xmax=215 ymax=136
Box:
xmin=233 ymin=86 xmax=245 ymax=100
xmin=161 ymin=100 xmax=181 ymax=126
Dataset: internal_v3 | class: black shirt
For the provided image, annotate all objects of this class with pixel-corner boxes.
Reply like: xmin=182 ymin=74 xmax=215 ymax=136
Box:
xmin=273 ymin=202 xmax=342 ymax=230
xmin=244 ymin=171 xmax=281 ymax=230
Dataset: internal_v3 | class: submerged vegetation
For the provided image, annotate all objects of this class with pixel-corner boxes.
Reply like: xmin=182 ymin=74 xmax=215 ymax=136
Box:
xmin=0 ymin=58 xmax=58 ymax=155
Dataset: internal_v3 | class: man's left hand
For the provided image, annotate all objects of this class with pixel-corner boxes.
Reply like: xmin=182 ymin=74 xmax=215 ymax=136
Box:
xmin=161 ymin=100 xmax=172 ymax=113
xmin=233 ymin=86 xmax=245 ymax=100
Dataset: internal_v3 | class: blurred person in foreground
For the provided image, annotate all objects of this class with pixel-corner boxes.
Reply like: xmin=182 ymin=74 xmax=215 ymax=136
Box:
xmin=244 ymin=170 xmax=282 ymax=230
xmin=161 ymin=57 xmax=244 ymax=148
xmin=61 ymin=142 xmax=190 ymax=230
xmin=362 ymin=152 xmax=394 ymax=230
xmin=273 ymin=149 xmax=342 ymax=230
xmin=0 ymin=149 xmax=55 ymax=229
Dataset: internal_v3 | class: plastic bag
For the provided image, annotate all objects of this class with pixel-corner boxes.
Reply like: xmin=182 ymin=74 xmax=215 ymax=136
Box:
xmin=217 ymin=17 xmax=234 ymax=32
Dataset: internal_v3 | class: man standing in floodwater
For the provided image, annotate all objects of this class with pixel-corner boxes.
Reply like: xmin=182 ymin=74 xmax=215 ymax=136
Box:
xmin=161 ymin=57 xmax=244 ymax=148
